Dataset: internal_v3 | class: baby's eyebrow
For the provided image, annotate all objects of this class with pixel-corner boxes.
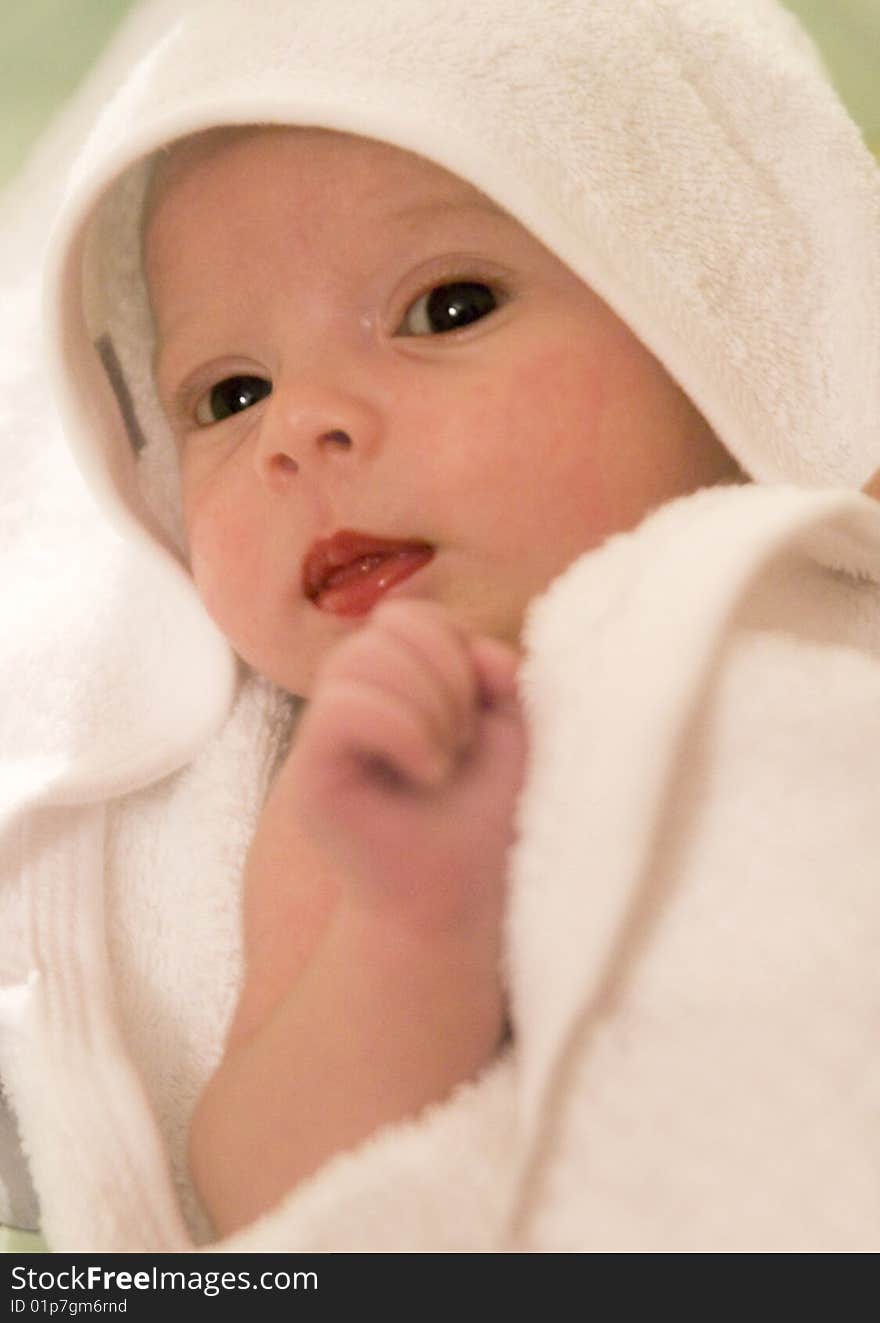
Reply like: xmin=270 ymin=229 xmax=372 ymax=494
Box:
xmin=381 ymin=195 xmax=507 ymax=228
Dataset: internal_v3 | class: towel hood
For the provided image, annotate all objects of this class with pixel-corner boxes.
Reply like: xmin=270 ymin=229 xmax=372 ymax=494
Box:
xmin=44 ymin=0 xmax=880 ymax=553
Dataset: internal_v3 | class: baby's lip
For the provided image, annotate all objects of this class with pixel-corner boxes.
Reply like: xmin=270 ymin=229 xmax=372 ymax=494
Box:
xmin=302 ymin=529 xmax=435 ymax=615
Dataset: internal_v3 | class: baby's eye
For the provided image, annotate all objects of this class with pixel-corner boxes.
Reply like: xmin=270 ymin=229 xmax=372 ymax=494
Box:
xmin=194 ymin=374 xmax=272 ymax=426
xmin=398 ymin=281 xmax=501 ymax=336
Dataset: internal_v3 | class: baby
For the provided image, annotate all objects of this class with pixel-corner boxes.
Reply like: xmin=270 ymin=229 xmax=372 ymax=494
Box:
xmin=143 ymin=125 xmax=741 ymax=1234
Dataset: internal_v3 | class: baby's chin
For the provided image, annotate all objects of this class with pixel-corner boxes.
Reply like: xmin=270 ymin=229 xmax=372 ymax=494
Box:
xmin=252 ymin=657 xmax=317 ymax=702
xmin=228 ymin=616 xmax=359 ymax=701
xmin=225 ymin=641 xmax=313 ymax=701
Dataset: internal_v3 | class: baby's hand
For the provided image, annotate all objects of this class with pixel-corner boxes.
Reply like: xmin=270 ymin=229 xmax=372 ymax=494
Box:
xmin=282 ymin=599 xmax=526 ymax=934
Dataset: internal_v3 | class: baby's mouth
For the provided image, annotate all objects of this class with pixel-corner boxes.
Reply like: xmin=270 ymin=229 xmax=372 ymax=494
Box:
xmin=302 ymin=530 xmax=435 ymax=617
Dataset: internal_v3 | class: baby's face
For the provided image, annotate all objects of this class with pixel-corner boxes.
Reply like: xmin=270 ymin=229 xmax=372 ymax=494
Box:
xmin=146 ymin=128 xmax=737 ymax=695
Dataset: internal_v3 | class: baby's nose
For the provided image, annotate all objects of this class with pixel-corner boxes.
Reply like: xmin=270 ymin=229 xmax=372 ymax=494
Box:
xmin=265 ymin=429 xmax=353 ymax=475
xmin=254 ymin=387 xmax=379 ymax=482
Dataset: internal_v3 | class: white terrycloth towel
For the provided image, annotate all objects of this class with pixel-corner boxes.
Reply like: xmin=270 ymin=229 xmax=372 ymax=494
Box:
xmin=1 ymin=0 xmax=879 ymax=1251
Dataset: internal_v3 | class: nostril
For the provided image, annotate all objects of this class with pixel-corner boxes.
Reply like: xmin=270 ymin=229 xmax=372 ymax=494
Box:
xmin=319 ymin=429 xmax=353 ymax=449
xmin=271 ymin=454 xmax=299 ymax=474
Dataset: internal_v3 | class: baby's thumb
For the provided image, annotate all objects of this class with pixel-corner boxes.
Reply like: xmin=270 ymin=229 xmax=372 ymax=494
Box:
xmin=862 ymin=468 xmax=880 ymax=502
xmin=468 ymin=638 xmax=528 ymax=833
xmin=470 ymin=636 xmax=520 ymax=711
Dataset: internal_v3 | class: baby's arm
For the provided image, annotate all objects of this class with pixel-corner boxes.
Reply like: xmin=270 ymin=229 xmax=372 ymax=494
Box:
xmin=189 ymin=601 xmax=525 ymax=1236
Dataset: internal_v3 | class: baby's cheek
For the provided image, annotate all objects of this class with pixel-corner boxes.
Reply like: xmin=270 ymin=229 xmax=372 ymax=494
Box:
xmin=494 ymin=342 xmax=613 ymax=517
xmin=184 ymin=497 xmax=257 ymax=639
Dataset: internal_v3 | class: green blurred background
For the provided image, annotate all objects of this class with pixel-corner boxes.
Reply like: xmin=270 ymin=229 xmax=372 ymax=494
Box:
xmin=1 ymin=0 xmax=878 ymax=186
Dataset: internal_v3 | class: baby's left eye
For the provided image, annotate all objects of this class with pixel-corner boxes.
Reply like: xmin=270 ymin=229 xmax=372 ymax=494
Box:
xmin=397 ymin=281 xmax=501 ymax=336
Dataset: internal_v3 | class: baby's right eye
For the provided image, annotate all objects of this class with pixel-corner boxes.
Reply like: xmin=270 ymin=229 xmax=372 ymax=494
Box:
xmin=194 ymin=375 xmax=272 ymax=426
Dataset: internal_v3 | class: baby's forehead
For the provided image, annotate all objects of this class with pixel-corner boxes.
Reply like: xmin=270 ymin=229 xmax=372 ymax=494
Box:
xmin=145 ymin=125 xmax=503 ymax=237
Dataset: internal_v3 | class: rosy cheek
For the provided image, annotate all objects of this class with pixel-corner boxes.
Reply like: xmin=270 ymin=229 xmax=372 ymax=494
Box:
xmin=509 ymin=337 xmax=675 ymax=572
xmin=496 ymin=341 xmax=610 ymax=494
xmin=184 ymin=497 xmax=254 ymax=632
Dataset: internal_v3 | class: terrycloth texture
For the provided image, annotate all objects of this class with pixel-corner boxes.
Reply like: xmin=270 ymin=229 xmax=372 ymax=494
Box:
xmin=1 ymin=0 xmax=879 ymax=1251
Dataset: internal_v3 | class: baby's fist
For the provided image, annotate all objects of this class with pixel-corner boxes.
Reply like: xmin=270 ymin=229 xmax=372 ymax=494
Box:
xmin=283 ymin=599 xmax=526 ymax=928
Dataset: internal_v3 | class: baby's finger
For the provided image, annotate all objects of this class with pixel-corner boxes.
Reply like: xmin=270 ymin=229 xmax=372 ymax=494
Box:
xmin=365 ymin=599 xmax=480 ymax=744
xmin=862 ymin=467 xmax=880 ymax=502
xmin=470 ymin=635 xmax=520 ymax=710
xmin=319 ymin=607 xmax=476 ymax=756
xmin=319 ymin=624 xmax=460 ymax=755
xmin=300 ymin=674 xmax=460 ymax=799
